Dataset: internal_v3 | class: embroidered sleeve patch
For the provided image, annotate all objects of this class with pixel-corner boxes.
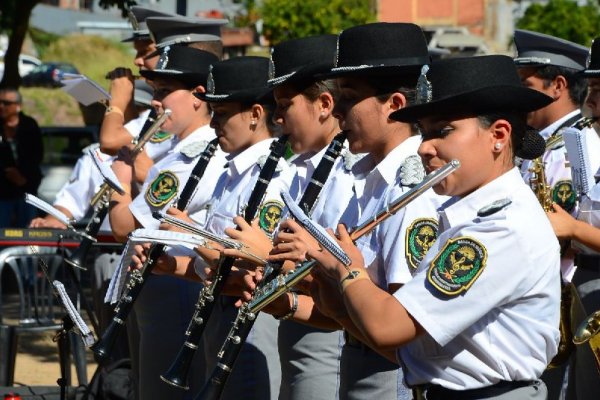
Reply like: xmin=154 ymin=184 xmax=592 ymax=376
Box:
xmin=405 ymin=218 xmax=439 ymax=270
xmin=150 ymin=130 xmax=172 ymax=143
xmin=427 ymin=237 xmax=487 ymax=296
xmin=552 ymin=180 xmax=576 ymax=212
xmin=258 ymin=200 xmax=284 ymax=235
xmin=145 ymin=170 xmax=179 ymax=207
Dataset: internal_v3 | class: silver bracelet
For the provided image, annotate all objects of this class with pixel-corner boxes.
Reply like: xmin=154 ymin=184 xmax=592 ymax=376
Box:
xmin=276 ymin=291 xmax=298 ymax=320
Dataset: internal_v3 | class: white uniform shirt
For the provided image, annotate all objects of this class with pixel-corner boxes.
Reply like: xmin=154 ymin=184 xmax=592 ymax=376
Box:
xmin=129 ymin=124 xmax=226 ymax=229
xmin=520 ymin=111 xmax=600 ymax=279
xmin=288 ymin=143 xmax=359 ymax=229
xmin=574 ymin=177 xmax=600 ymax=255
xmin=125 ymin=109 xmax=174 ymax=163
xmin=53 ymin=146 xmax=112 ymax=232
xmin=341 ymin=136 xmax=447 ymax=289
xmin=190 ymin=139 xmax=293 ymax=275
xmin=395 ymin=168 xmax=561 ymax=389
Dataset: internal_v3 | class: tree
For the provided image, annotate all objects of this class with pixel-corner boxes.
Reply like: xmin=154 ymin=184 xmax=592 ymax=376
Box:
xmin=0 ymin=0 xmax=133 ymax=88
xmin=260 ymin=0 xmax=376 ymax=45
xmin=516 ymin=0 xmax=600 ymax=47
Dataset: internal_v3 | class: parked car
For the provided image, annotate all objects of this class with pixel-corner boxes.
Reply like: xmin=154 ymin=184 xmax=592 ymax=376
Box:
xmin=0 ymin=53 xmax=42 ymax=79
xmin=21 ymin=62 xmax=79 ymax=88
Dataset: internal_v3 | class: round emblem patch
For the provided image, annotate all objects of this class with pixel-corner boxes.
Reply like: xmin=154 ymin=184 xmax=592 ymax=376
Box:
xmin=145 ymin=170 xmax=179 ymax=207
xmin=405 ymin=218 xmax=439 ymax=270
xmin=552 ymin=180 xmax=576 ymax=212
xmin=258 ymin=200 xmax=284 ymax=235
xmin=150 ymin=130 xmax=172 ymax=143
xmin=427 ymin=237 xmax=487 ymax=296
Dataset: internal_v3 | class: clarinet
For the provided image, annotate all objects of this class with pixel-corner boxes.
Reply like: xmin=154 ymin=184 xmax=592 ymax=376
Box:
xmin=91 ymin=137 xmax=220 ymax=361
xmin=196 ymin=159 xmax=460 ymax=400
xmin=160 ymin=135 xmax=289 ymax=390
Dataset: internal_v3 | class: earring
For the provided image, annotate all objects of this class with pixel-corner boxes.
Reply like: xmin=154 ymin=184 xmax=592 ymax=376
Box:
xmin=320 ymin=111 xmax=326 ymax=117
xmin=250 ymin=120 xmax=257 ymax=127
xmin=494 ymin=143 xmax=502 ymax=150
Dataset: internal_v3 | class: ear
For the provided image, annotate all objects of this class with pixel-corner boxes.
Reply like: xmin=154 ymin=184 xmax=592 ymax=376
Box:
xmin=552 ymin=75 xmax=568 ymax=97
xmin=389 ymin=92 xmax=407 ymax=112
xmin=194 ymin=85 xmax=206 ymax=95
xmin=250 ymin=104 xmax=264 ymax=121
xmin=317 ymin=91 xmax=334 ymax=118
xmin=490 ymin=119 xmax=511 ymax=152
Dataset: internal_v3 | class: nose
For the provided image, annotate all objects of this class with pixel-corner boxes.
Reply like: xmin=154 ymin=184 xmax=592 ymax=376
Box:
xmin=332 ymin=102 xmax=343 ymax=123
xmin=210 ymin=115 xmax=219 ymax=130
xmin=272 ymin=109 xmax=283 ymax=126
xmin=417 ymin=139 xmax=435 ymax=160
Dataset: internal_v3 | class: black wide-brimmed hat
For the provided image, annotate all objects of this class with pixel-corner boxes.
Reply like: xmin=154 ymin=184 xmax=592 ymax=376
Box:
xmin=390 ymin=55 xmax=553 ymax=122
xmin=581 ymin=37 xmax=600 ymax=77
xmin=194 ymin=56 xmax=272 ymax=104
xmin=323 ymin=22 xmax=429 ymax=79
xmin=513 ymin=29 xmax=588 ymax=70
xmin=267 ymin=34 xmax=337 ymax=87
xmin=122 ymin=6 xmax=176 ymax=42
xmin=140 ymin=46 xmax=219 ymax=88
xmin=145 ymin=15 xmax=228 ymax=58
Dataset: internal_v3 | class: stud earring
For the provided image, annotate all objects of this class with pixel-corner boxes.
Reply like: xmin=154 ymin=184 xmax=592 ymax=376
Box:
xmin=250 ymin=120 xmax=257 ymax=127
xmin=320 ymin=111 xmax=326 ymax=117
xmin=494 ymin=143 xmax=502 ymax=150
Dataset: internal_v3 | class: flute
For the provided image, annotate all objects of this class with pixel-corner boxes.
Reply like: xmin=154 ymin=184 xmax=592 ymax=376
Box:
xmin=195 ymin=159 xmax=460 ymax=400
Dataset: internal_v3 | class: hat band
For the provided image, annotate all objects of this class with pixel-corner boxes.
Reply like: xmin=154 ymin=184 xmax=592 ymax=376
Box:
xmin=267 ymin=71 xmax=297 ymax=85
xmin=204 ymin=93 xmax=231 ymax=99
xmin=514 ymin=56 xmax=552 ymax=65
xmin=333 ymin=55 xmax=429 ymax=71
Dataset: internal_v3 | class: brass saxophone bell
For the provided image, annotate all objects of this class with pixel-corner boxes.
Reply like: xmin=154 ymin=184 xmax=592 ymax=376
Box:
xmin=573 ymin=310 xmax=600 ymax=345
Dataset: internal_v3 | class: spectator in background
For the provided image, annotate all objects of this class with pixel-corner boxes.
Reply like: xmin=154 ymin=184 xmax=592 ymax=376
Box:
xmin=0 ymin=87 xmax=43 ymax=227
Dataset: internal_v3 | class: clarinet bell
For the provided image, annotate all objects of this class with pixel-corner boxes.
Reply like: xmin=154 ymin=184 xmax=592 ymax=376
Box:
xmin=160 ymin=345 xmax=195 ymax=390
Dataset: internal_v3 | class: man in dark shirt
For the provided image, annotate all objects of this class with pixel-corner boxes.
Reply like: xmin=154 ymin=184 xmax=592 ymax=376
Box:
xmin=0 ymin=87 xmax=43 ymax=227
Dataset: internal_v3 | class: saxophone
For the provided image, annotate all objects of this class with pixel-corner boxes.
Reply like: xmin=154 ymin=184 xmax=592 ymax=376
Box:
xmin=529 ymin=153 xmax=584 ymax=368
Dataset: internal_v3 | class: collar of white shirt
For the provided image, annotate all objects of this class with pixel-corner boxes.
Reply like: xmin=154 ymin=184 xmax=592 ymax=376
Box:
xmin=226 ymin=138 xmax=275 ymax=176
xmin=539 ymin=109 xmax=581 ymax=140
xmin=439 ymin=167 xmax=522 ymax=230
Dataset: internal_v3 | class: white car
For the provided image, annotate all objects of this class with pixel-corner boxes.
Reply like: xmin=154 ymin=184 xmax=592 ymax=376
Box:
xmin=0 ymin=53 xmax=42 ymax=78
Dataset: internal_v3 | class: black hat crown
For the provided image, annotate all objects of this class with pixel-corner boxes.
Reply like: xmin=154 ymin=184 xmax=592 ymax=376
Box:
xmin=328 ymin=22 xmax=429 ymax=77
xmin=391 ymin=55 xmax=553 ymax=122
xmin=582 ymin=37 xmax=600 ymax=77
xmin=140 ymin=46 xmax=219 ymax=87
xmin=195 ymin=56 xmax=272 ymax=103
xmin=268 ymin=34 xmax=338 ymax=87
xmin=148 ymin=16 xmax=227 ymax=49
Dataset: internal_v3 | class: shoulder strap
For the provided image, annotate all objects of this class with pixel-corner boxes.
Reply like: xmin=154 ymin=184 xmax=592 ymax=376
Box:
xmin=244 ymin=135 xmax=289 ymax=221
xmin=176 ymin=137 xmax=220 ymax=210
xmin=299 ymin=131 xmax=347 ymax=215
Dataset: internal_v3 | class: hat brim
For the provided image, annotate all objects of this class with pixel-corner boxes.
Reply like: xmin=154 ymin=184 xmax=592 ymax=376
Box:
xmin=390 ymin=86 xmax=554 ymax=122
xmin=141 ymin=69 xmax=208 ymax=87
xmin=121 ymin=32 xmax=151 ymax=43
xmin=194 ymin=87 xmax=273 ymax=104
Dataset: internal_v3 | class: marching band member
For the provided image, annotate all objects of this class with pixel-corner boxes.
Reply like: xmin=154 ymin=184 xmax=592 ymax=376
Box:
xmin=108 ymin=45 xmax=224 ymax=400
xmin=308 ymin=55 xmax=560 ymax=400
xmin=265 ymin=22 xmax=447 ymax=400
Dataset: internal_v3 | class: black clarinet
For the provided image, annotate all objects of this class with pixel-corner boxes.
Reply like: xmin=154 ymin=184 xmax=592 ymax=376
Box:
xmin=194 ymin=132 xmax=347 ymax=400
xmin=161 ymin=135 xmax=289 ymax=390
xmin=91 ymin=137 xmax=220 ymax=361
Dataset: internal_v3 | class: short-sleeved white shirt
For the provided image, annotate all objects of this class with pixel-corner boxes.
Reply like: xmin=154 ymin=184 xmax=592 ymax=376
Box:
xmin=341 ymin=136 xmax=447 ymax=289
xmin=53 ymin=147 xmax=112 ymax=231
xmin=574 ymin=178 xmax=600 ymax=255
xmin=287 ymin=143 xmax=359 ymax=229
xmin=395 ymin=168 xmax=561 ymax=389
xmin=129 ymin=124 xmax=226 ymax=229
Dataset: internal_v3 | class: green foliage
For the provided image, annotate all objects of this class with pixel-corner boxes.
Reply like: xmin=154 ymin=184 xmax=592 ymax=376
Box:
xmin=27 ymin=27 xmax=60 ymax=58
xmin=260 ymin=0 xmax=376 ymax=44
xmin=516 ymin=0 xmax=600 ymax=46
